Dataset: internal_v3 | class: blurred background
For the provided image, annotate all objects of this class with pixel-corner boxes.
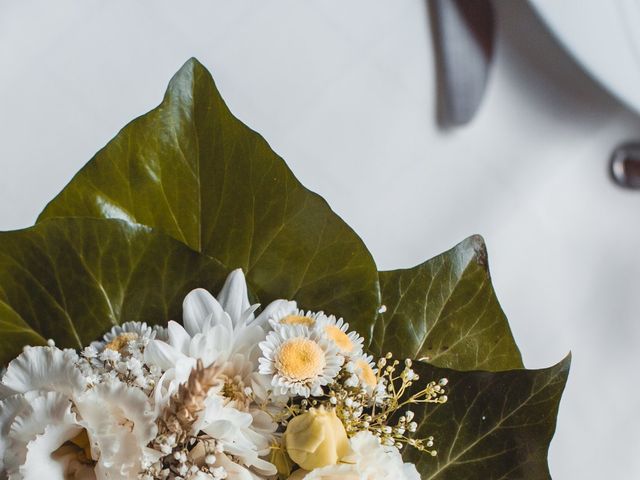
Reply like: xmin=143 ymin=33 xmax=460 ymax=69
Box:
xmin=2 ymin=1 xmax=640 ymax=477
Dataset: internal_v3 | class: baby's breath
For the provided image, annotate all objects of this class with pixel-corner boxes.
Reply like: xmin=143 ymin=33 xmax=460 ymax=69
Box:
xmin=325 ymin=354 xmax=447 ymax=456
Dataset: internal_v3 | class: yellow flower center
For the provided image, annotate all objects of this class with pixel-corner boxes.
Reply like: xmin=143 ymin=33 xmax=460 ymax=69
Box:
xmin=324 ymin=325 xmax=353 ymax=353
xmin=356 ymin=359 xmax=377 ymax=387
xmin=280 ymin=315 xmax=315 ymax=327
xmin=277 ymin=339 xmax=326 ymax=381
xmin=104 ymin=332 xmax=139 ymax=352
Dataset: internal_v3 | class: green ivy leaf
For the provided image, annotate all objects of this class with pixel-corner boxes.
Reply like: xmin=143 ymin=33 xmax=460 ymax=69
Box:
xmin=407 ymin=356 xmax=571 ymax=479
xmin=0 ymin=217 xmax=228 ymax=365
xmin=365 ymin=235 xmax=523 ymax=371
xmin=38 ymin=58 xmax=380 ymax=327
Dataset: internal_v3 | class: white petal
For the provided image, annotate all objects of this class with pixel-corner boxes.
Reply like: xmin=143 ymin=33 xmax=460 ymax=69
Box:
xmin=0 ymin=382 xmax=15 ymax=400
xmin=167 ymin=320 xmax=191 ymax=354
xmin=217 ymin=269 xmax=251 ymax=325
xmin=0 ymin=394 xmax=29 ymax=471
xmin=5 ymin=391 xmax=82 ymax=479
xmin=1 ymin=347 xmax=85 ymax=398
xmin=211 ymin=452 xmax=262 ymax=480
xmin=183 ymin=288 xmax=225 ymax=336
xmin=144 ymin=340 xmax=185 ymax=371
xmin=151 ymin=356 xmax=196 ymax=414
xmin=76 ymin=381 xmax=157 ymax=480
xmin=253 ymin=299 xmax=297 ymax=329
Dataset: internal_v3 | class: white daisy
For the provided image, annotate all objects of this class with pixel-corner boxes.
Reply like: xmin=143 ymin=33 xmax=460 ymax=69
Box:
xmin=314 ymin=315 xmax=364 ymax=357
xmin=267 ymin=309 xmax=324 ymax=329
xmin=258 ymin=325 xmax=343 ymax=398
xmin=347 ymin=353 xmax=379 ymax=397
xmin=91 ymin=321 xmax=167 ymax=352
xmin=269 ymin=310 xmax=364 ymax=357
xmin=75 ymin=380 xmax=159 ymax=480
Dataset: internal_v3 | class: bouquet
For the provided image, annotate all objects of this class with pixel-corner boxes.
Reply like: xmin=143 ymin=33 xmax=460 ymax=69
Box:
xmin=0 ymin=59 xmax=569 ymax=480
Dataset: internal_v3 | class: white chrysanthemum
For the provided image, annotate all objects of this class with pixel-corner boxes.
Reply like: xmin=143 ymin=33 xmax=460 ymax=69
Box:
xmin=145 ymin=269 xmax=290 ymax=473
xmin=314 ymin=315 xmax=363 ymax=357
xmin=259 ymin=325 xmax=343 ymax=398
xmin=1 ymin=391 xmax=94 ymax=480
xmin=91 ymin=321 xmax=167 ymax=351
xmin=145 ymin=269 xmax=296 ymax=407
xmin=295 ymin=431 xmax=420 ymax=480
xmin=0 ymin=346 xmax=86 ymax=400
xmin=75 ymin=380 xmax=159 ymax=480
xmin=183 ymin=269 xmax=296 ymax=337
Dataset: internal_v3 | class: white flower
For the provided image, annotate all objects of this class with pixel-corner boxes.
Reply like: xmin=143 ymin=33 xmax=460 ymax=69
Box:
xmin=145 ymin=269 xmax=296 ymax=408
xmin=0 ymin=346 xmax=86 ymax=400
xmin=348 ymin=353 xmax=379 ymax=397
xmin=0 ymin=346 xmax=92 ymax=479
xmin=291 ymin=464 xmax=359 ymax=480
xmin=348 ymin=431 xmax=419 ymax=479
xmin=144 ymin=269 xmax=291 ymax=475
xmin=269 ymin=310 xmax=364 ymax=357
xmin=209 ymin=451 xmax=269 ymax=479
xmin=194 ymin=396 xmax=277 ymax=477
xmin=314 ymin=315 xmax=363 ymax=357
xmin=75 ymin=380 xmax=159 ymax=480
xmin=295 ymin=431 xmax=420 ymax=480
xmin=259 ymin=325 xmax=343 ymax=398
xmin=1 ymin=391 xmax=93 ymax=480
xmin=91 ymin=321 xmax=167 ymax=351
xmin=268 ymin=309 xmax=325 ymax=329
xmin=183 ymin=269 xmax=296 ymax=337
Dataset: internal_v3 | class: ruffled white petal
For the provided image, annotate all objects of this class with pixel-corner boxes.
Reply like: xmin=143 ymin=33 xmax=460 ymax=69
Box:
xmin=0 ymin=394 xmax=29 ymax=471
xmin=4 ymin=391 xmax=83 ymax=480
xmin=76 ymin=381 xmax=157 ymax=480
xmin=1 ymin=347 xmax=86 ymax=399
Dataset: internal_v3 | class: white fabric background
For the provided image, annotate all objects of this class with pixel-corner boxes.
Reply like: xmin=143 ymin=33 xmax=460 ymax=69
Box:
xmin=1 ymin=1 xmax=640 ymax=478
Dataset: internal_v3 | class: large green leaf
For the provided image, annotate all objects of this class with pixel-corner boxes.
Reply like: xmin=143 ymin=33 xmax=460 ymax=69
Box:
xmin=407 ymin=356 xmax=571 ymax=479
xmin=364 ymin=236 xmax=523 ymax=371
xmin=38 ymin=58 xmax=380 ymax=327
xmin=0 ymin=217 xmax=228 ymax=365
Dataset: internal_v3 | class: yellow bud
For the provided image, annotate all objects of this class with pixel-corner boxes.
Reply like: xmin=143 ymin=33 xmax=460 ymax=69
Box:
xmin=284 ymin=406 xmax=351 ymax=471
xmin=271 ymin=442 xmax=294 ymax=477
